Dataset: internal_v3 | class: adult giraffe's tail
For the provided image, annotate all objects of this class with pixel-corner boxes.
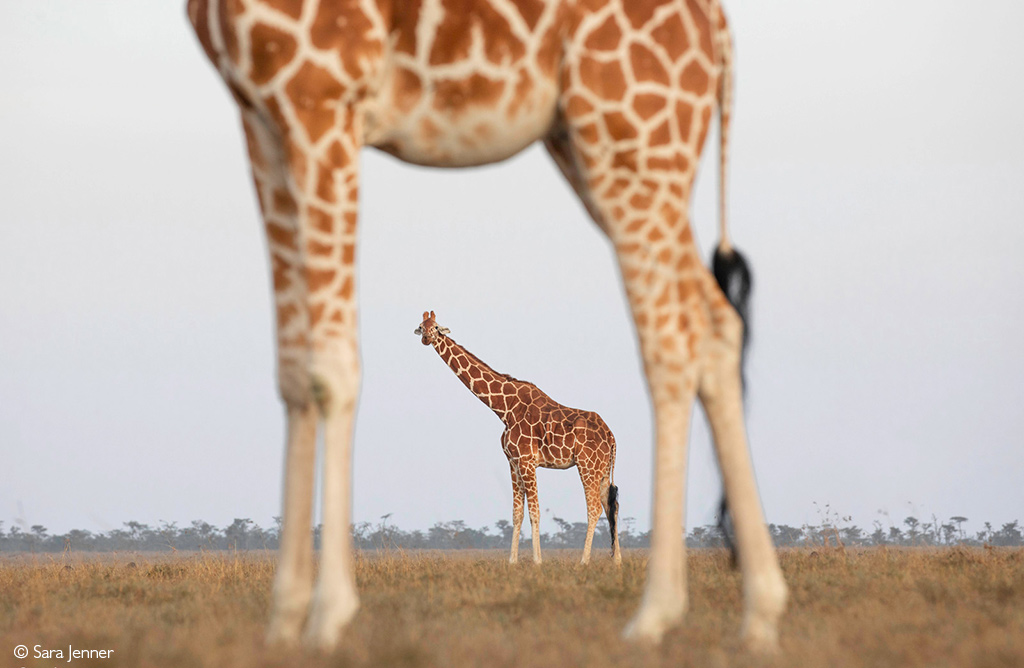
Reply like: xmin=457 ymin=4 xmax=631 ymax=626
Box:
xmin=710 ymin=1 xmax=752 ymax=376
xmin=712 ymin=1 xmax=746 ymax=568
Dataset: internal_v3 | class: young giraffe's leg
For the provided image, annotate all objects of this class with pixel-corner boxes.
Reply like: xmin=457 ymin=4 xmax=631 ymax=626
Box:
xmin=508 ymin=459 xmax=525 ymax=564
xmin=518 ymin=458 xmax=543 ymax=564
xmin=599 ymin=472 xmax=622 ymax=565
xmin=239 ymin=93 xmax=362 ymax=649
xmin=699 ymin=343 xmax=787 ymax=650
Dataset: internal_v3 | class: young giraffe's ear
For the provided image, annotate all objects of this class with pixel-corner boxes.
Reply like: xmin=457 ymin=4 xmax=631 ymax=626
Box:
xmin=414 ymin=327 xmax=423 ymax=335
xmin=438 ymin=326 xmax=450 ymax=335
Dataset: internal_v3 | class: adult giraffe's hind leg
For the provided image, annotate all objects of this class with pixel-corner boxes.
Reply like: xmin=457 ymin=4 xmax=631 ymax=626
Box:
xmin=577 ymin=460 xmax=603 ymax=565
xmin=699 ymin=333 xmax=787 ymax=651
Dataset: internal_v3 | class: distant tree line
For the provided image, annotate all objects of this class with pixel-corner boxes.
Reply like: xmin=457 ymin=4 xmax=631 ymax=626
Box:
xmin=1 ymin=515 xmax=1021 ymax=554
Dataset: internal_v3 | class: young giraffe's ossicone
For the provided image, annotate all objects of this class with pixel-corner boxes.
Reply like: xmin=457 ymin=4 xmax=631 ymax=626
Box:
xmin=188 ymin=0 xmax=787 ymax=653
xmin=415 ymin=310 xmax=621 ymax=566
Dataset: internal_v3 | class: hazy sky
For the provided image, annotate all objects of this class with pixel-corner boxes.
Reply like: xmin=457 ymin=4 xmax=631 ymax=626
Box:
xmin=2 ymin=1 xmax=1022 ymax=539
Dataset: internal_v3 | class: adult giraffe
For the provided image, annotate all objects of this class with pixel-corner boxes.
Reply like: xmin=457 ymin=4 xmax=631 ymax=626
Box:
xmin=187 ymin=0 xmax=787 ymax=652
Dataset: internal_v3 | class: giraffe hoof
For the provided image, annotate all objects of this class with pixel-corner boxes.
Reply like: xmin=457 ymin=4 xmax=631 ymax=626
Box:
xmin=265 ymin=618 xmax=302 ymax=649
xmin=741 ymin=620 xmax=781 ymax=654
xmin=623 ymin=600 xmax=685 ymax=644
xmin=302 ymin=588 xmax=359 ymax=652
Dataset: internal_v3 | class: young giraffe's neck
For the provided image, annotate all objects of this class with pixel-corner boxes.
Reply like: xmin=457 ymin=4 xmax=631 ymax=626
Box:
xmin=432 ymin=336 xmax=521 ymax=420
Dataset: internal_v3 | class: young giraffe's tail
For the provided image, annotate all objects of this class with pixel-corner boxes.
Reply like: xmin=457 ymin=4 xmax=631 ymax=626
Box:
xmin=607 ymin=432 xmax=619 ymax=557
xmin=607 ymin=483 xmax=619 ymax=558
xmin=712 ymin=1 xmax=745 ymax=567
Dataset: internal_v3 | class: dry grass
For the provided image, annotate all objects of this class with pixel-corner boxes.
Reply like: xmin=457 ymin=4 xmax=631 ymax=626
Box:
xmin=1 ymin=547 xmax=1022 ymax=667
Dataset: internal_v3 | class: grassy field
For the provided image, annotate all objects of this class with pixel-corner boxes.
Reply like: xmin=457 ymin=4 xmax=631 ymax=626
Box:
xmin=1 ymin=547 xmax=1022 ymax=668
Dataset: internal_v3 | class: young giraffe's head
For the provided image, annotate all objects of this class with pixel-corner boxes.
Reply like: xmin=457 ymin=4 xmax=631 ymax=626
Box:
xmin=414 ymin=311 xmax=450 ymax=346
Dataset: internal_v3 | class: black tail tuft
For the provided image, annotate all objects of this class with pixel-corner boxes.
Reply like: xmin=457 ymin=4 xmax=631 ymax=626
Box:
xmin=607 ymin=484 xmax=619 ymax=557
xmin=717 ymin=495 xmax=739 ymax=569
xmin=713 ymin=247 xmax=753 ymax=388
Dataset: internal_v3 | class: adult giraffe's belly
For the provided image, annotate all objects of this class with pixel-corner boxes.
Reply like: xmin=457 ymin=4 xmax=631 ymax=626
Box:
xmin=364 ymin=67 xmax=560 ymax=168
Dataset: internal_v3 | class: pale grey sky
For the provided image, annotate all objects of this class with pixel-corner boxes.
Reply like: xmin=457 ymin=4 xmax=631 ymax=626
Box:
xmin=2 ymin=1 xmax=1022 ymax=538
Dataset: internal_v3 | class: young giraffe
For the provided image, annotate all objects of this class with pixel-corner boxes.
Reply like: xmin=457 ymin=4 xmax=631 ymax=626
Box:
xmin=188 ymin=0 xmax=787 ymax=653
xmin=414 ymin=311 xmax=621 ymax=566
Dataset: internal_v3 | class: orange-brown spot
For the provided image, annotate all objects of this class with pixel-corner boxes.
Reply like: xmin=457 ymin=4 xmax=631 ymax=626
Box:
xmin=187 ymin=0 xmax=218 ymax=64
xmin=218 ymin=0 xmax=242 ymax=64
xmin=626 ymin=218 xmax=647 ymax=233
xmin=337 ymin=275 xmax=354 ymax=299
xmin=650 ymin=120 xmax=672 ymax=146
xmin=602 ymin=111 xmax=638 ymax=141
xmin=309 ymin=206 xmax=334 ymax=234
xmin=393 ymin=67 xmax=423 ymax=114
xmin=392 ymin=0 xmax=421 ymax=55
xmin=660 ymin=201 xmax=682 ymax=227
xmin=341 ymin=243 xmax=355 ymax=265
xmin=343 ymin=211 xmax=358 ymax=234
xmin=605 ymin=178 xmax=631 ymax=199
xmin=647 ymin=226 xmax=665 ymax=243
xmin=679 ymin=60 xmax=710 ymax=96
xmin=434 ymin=74 xmax=505 ymax=115
xmin=650 ymin=14 xmax=690 ymax=61
xmin=250 ymin=23 xmax=297 ymax=86
xmin=285 ymin=62 xmax=344 ymax=144
xmin=276 ymin=302 xmax=300 ymax=328
xmin=584 ymin=14 xmax=622 ymax=51
xmin=309 ymin=301 xmax=327 ymax=326
xmin=578 ymin=57 xmax=627 ymax=101
xmin=307 ymin=239 xmax=334 ymax=257
xmin=327 ymin=140 xmax=347 ymax=167
xmin=516 ymin=0 xmax=546 ymax=29
xmin=675 ymin=101 xmax=694 ymax=142
xmin=536 ymin=20 xmax=562 ymax=76
xmin=315 ymin=165 xmax=336 ymax=203
xmin=311 ymin=0 xmax=379 ymax=79
xmin=696 ymin=105 xmax=712 ymax=152
xmin=565 ymin=94 xmax=594 ymax=119
xmin=264 ymin=0 xmax=303 ymax=19
xmin=623 ymin=0 xmax=658 ymax=29
xmin=686 ymin=0 xmax=714 ymax=58
xmin=632 ymin=93 xmax=666 ymax=121
xmin=263 ymin=95 xmax=289 ymax=133
xmin=647 ymin=155 xmax=673 ymax=171
xmin=266 ymin=222 xmax=297 ymax=251
xmin=629 ymin=191 xmax=654 ymax=210
xmin=270 ymin=253 xmax=292 ymax=291
xmin=330 ymin=309 xmax=345 ymax=323
xmin=630 ymin=43 xmax=670 ymax=85
xmin=612 ymin=149 xmax=638 ymax=171
xmin=432 ymin=0 xmax=525 ymax=66
xmin=507 ymin=69 xmax=535 ymax=118
xmin=576 ymin=123 xmax=601 ymax=145
xmin=272 ymin=189 xmax=297 ymax=216
xmin=306 ymin=268 xmax=336 ymax=293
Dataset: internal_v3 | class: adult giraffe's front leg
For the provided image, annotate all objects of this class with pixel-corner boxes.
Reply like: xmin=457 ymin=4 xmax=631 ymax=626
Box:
xmin=240 ymin=97 xmax=363 ymax=651
xmin=508 ymin=458 xmax=525 ymax=564
xmin=518 ymin=459 xmax=543 ymax=564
